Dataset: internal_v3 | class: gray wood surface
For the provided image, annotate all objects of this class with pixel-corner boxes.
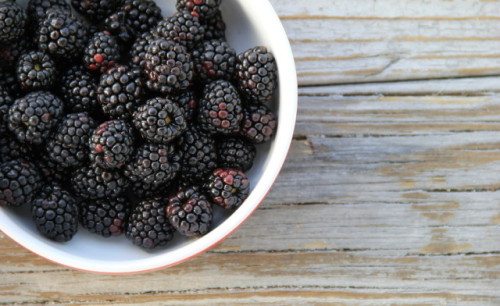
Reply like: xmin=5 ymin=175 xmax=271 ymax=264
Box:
xmin=1 ymin=0 xmax=499 ymax=305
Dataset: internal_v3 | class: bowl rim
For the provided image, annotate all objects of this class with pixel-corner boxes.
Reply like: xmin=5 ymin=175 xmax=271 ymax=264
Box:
xmin=0 ymin=0 xmax=298 ymax=274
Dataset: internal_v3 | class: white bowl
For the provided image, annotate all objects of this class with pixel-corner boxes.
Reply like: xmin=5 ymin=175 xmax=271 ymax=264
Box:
xmin=0 ymin=0 xmax=297 ymax=274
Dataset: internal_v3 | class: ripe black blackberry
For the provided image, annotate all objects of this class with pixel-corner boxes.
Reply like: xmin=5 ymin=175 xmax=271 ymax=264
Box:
xmin=155 ymin=12 xmax=205 ymax=50
xmin=176 ymin=0 xmax=221 ymax=20
xmin=202 ymin=10 xmax=225 ymax=40
xmin=0 ymin=1 xmax=26 ymax=43
xmin=0 ymin=87 xmax=13 ymax=134
xmin=124 ymin=143 xmax=181 ymax=194
xmin=16 ymin=51 xmax=57 ymax=92
xmin=126 ymin=198 xmax=175 ymax=249
xmin=80 ymin=197 xmax=129 ymax=237
xmin=133 ymin=97 xmax=187 ymax=144
xmin=170 ymin=90 xmax=198 ymax=123
xmin=241 ymin=105 xmax=277 ymax=144
xmin=143 ymin=38 xmax=194 ymax=94
xmin=97 ymin=65 xmax=142 ymax=120
xmin=37 ymin=9 xmax=89 ymax=61
xmin=32 ymin=185 xmax=78 ymax=242
xmin=0 ymin=159 xmax=42 ymax=207
xmin=217 ymin=137 xmax=256 ymax=171
xmin=178 ymin=127 xmax=218 ymax=183
xmin=47 ymin=112 xmax=97 ymax=168
xmin=129 ymin=30 xmax=154 ymax=68
xmin=8 ymin=91 xmax=64 ymax=145
xmin=198 ymin=80 xmax=243 ymax=135
xmin=193 ymin=40 xmax=236 ymax=82
xmin=27 ymin=0 xmax=71 ymax=25
xmin=121 ymin=0 xmax=162 ymax=36
xmin=84 ymin=31 xmax=121 ymax=73
xmin=71 ymin=0 xmax=119 ymax=22
xmin=0 ymin=134 xmax=30 ymax=163
xmin=236 ymin=46 xmax=277 ymax=104
xmin=166 ymin=187 xmax=213 ymax=237
xmin=89 ymin=120 xmax=135 ymax=169
xmin=103 ymin=11 xmax=132 ymax=44
xmin=60 ymin=66 xmax=99 ymax=113
xmin=34 ymin=154 xmax=69 ymax=183
xmin=0 ymin=37 xmax=30 ymax=69
xmin=71 ymin=165 xmax=129 ymax=199
xmin=205 ymin=168 xmax=250 ymax=210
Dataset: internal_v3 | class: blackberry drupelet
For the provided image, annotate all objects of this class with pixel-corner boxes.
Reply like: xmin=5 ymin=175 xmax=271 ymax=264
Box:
xmin=241 ymin=105 xmax=277 ymax=144
xmin=47 ymin=112 xmax=96 ymax=168
xmin=217 ymin=137 xmax=256 ymax=171
xmin=84 ymin=31 xmax=121 ymax=73
xmin=0 ymin=37 xmax=30 ymax=69
xmin=133 ymin=97 xmax=187 ymax=144
xmin=193 ymin=40 xmax=236 ymax=82
xmin=143 ymin=38 xmax=194 ymax=94
xmin=97 ymin=65 xmax=142 ymax=120
xmin=154 ymin=11 xmax=205 ymax=50
xmin=205 ymin=168 xmax=250 ymax=210
xmin=170 ymin=90 xmax=198 ymax=123
xmin=16 ymin=51 xmax=57 ymax=92
xmin=176 ymin=0 xmax=221 ymax=20
xmin=27 ymin=0 xmax=71 ymax=25
xmin=129 ymin=30 xmax=154 ymax=68
xmin=121 ymin=0 xmax=162 ymax=36
xmin=80 ymin=197 xmax=129 ymax=237
xmin=198 ymin=80 xmax=243 ymax=135
xmin=202 ymin=10 xmax=225 ymax=40
xmin=124 ymin=143 xmax=181 ymax=194
xmin=71 ymin=164 xmax=129 ymax=199
xmin=236 ymin=46 xmax=277 ymax=104
xmin=89 ymin=120 xmax=135 ymax=169
xmin=0 ymin=87 xmax=13 ymax=134
xmin=0 ymin=159 xmax=42 ymax=207
xmin=71 ymin=0 xmax=119 ymax=22
xmin=60 ymin=66 xmax=99 ymax=112
xmin=32 ymin=185 xmax=78 ymax=242
xmin=126 ymin=198 xmax=175 ymax=249
xmin=178 ymin=127 xmax=218 ymax=183
xmin=0 ymin=1 xmax=26 ymax=43
xmin=8 ymin=91 xmax=64 ymax=145
xmin=166 ymin=186 xmax=213 ymax=237
xmin=37 ymin=9 xmax=89 ymax=61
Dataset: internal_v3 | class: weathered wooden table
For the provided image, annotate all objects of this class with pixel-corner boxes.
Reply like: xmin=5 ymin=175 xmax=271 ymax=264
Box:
xmin=1 ymin=0 xmax=499 ymax=304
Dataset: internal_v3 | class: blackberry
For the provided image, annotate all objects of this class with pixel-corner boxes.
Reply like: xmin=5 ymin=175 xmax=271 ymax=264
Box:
xmin=133 ymin=97 xmax=187 ymax=144
xmin=217 ymin=137 xmax=256 ymax=171
xmin=124 ymin=143 xmax=181 ymax=194
xmin=170 ymin=90 xmax=198 ymax=123
xmin=154 ymin=12 xmax=205 ymax=50
xmin=16 ymin=51 xmax=57 ymax=92
xmin=47 ymin=112 xmax=96 ymax=168
xmin=205 ymin=168 xmax=250 ymax=210
xmin=60 ymin=66 xmax=99 ymax=112
xmin=0 ymin=37 xmax=30 ymax=69
xmin=166 ymin=187 xmax=212 ymax=237
xmin=178 ymin=127 xmax=217 ymax=183
xmin=0 ymin=1 xmax=26 ymax=43
xmin=0 ymin=159 xmax=42 ymax=207
xmin=125 ymin=198 xmax=174 ymax=249
xmin=103 ymin=11 xmax=132 ymax=44
xmin=176 ymin=0 xmax=221 ymax=20
xmin=71 ymin=165 xmax=129 ymax=199
xmin=143 ymin=38 xmax=194 ymax=94
xmin=89 ymin=120 xmax=135 ymax=169
xmin=121 ymin=0 xmax=162 ymax=36
xmin=34 ymin=154 xmax=69 ymax=183
xmin=203 ymin=10 xmax=225 ymax=40
xmin=236 ymin=46 xmax=277 ymax=104
xmin=80 ymin=197 xmax=129 ymax=237
xmin=198 ymin=80 xmax=243 ymax=135
xmin=129 ymin=30 xmax=154 ymax=68
xmin=8 ymin=91 xmax=64 ymax=145
xmin=71 ymin=0 xmax=119 ymax=22
xmin=84 ymin=31 xmax=121 ymax=73
xmin=27 ymin=0 xmax=71 ymax=25
xmin=31 ymin=185 xmax=78 ymax=242
xmin=241 ymin=105 xmax=277 ymax=144
xmin=0 ymin=134 xmax=30 ymax=163
xmin=37 ymin=9 xmax=89 ymax=61
xmin=97 ymin=65 xmax=142 ymax=120
xmin=0 ymin=87 xmax=13 ymax=134
xmin=193 ymin=40 xmax=236 ymax=81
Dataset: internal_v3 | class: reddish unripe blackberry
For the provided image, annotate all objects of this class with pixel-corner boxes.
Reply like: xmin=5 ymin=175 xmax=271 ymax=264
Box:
xmin=89 ymin=120 xmax=135 ymax=170
xmin=126 ymin=198 xmax=175 ymax=249
xmin=71 ymin=0 xmax=120 ymax=22
xmin=193 ymin=40 xmax=236 ymax=82
xmin=167 ymin=187 xmax=212 ymax=237
xmin=0 ymin=1 xmax=26 ymax=43
xmin=236 ymin=46 xmax=277 ymax=104
xmin=198 ymin=80 xmax=243 ymax=135
xmin=241 ymin=105 xmax=277 ymax=144
xmin=154 ymin=11 xmax=205 ymax=50
xmin=16 ymin=51 xmax=57 ymax=92
xmin=178 ymin=127 xmax=218 ymax=183
xmin=32 ymin=185 xmax=78 ymax=242
xmin=202 ymin=10 xmax=225 ymax=40
xmin=60 ymin=66 xmax=99 ymax=113
xmin=170 ymin=90 xmax=198 ymax=123
xmin=71 ymin=165 xmax=129 ymax=199
xmin=84 ymin=31 xmax=121 ymax=73
xmin=205 ymin=168 xmax=250 ymax=210
xmin=0 ymin=159 xmax=42 ymax=207
xmin=176 ymin=0 xmax=221 ymax=20
xmin=217 ymin=137 xmax=256 ymax=171
xmin=133 ymin=97 xmax=187 ymax=144
xmin=80 ymin=197 xmax=130 ymax=237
